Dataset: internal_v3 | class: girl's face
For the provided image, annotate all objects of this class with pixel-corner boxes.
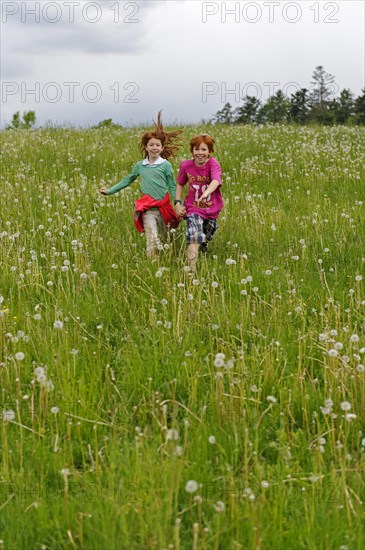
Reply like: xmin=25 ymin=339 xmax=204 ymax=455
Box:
xmin=192 ymin=143 xmax=210 ymax=166
xmin=145 ymin=138 xmax=164 ymax=160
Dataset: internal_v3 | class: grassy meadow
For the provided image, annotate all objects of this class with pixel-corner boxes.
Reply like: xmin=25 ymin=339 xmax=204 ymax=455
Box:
xmin=0 ymin=123 xmax=365 ymax=549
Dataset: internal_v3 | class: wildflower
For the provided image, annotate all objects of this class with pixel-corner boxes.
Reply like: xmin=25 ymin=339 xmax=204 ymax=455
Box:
xmin=185 ymin=480 xmax=198 ymax=493
xmin=174 ymin=445 xmax=183 ymax=457
xmin=211 ymin=281 xmax=219 ymax=288
xmin=15 ymin=352 xmax=25 ymax=361
xmin=356 ymin=364 xmax=364 ymax=373
xmin=51 ymin=407 xmax=59 ymax=414
xmin=35 ymin=366 xmax=45 ymax=378
xmin=266 ymin=395 xmax=277 ymax=404
xmin=3 ymin=410 xmax=15 ymax=422
xmin=340 ymin=401 xmax=351 ymax=411
xmin=208 ymin=435 xmax=216 ymax=444
xmin=214 ymin=355 xmax=225 ymax=368
xmin=214 ymin=501 xmax=225 ymax=512
xmin=345 ymin=413 xmax=357 ymax=422
xmin=225 ymin=259 xmax=236 ymax=265
xmin=355 ymin=275 xmax=363 ymax=282
xmin=155 ymin=270 xmax=163 ymax=278
xmin=350 ymin=334 xmax=359 ymax=343
xmin=167 ymin=429 xmax=179 ymax=441
xmin=34 ymin=313 xmax=41 ymax=321
xmin=261 ymin=481 xmax=270 ymax=488
xmin=60 ymin=468 xmax=70 ymax=477
xmin=328 ymin=349 xmax=338 ymax=357
xmin=225 ymin=359 xmax=234 ymax=369
xmin=334 ymin=342 xmax=343 ymax=351
xmin=53 ymin=320 xmax=63 ymax=330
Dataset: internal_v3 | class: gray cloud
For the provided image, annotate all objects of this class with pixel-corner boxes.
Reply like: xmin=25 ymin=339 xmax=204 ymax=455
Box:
xmin=1 ymin=0 xmax=162 ymax=57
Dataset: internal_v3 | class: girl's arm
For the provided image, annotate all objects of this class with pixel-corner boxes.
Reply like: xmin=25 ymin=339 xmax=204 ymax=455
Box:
xmin=197 ymin=158 xmax=222 ymax=204
xmin=100 ymin=163 xmax=140 ymax=195
xmin=175 ymin=163 xmax=187 ymax=217
xmin=197 ymin=179 xmax=220 ymax=204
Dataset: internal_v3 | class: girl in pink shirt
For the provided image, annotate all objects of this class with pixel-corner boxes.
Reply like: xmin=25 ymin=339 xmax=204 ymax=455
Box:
xmin=175 ymin=134 xmax=224 ymax=269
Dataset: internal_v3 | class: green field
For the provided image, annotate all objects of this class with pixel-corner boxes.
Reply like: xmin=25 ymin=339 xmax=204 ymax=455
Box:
xmin=1 ymin=124 xmax=365 ymax=549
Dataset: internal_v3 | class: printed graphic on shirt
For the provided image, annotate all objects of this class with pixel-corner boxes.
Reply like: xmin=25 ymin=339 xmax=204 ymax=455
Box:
xmin=189 ymin=182 xmax=212 ymax=208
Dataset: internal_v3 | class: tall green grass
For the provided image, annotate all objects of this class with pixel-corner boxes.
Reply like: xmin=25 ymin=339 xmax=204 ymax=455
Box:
xmin=1 ymin=124 xmax=365 ymax=549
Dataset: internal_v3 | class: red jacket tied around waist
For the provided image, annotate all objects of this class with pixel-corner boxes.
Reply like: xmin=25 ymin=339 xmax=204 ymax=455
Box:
xmin=134 ymin=193 xmax=180 ymax=233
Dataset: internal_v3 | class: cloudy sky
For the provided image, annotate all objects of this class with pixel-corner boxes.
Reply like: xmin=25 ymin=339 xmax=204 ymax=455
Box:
xmin=1 ymin=0 xmax=364 ymax=127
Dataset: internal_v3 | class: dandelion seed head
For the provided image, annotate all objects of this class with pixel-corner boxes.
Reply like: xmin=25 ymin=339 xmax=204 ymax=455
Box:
xmin=214 ymin=500 xmax=225 ymax=512
xmin=3 ymin=410 xmax=15 ymax=422
xmin=266 ymin=395 xmax=277 ymax=404
xmin=167 ymin=429 xmax=179 ymax=441
xmin=185 ymin=480 xmax=198 ymax=493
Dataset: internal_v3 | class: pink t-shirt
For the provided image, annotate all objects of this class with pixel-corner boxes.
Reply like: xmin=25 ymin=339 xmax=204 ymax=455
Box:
xmin=177 ymin=157 xmax=224 ymax=219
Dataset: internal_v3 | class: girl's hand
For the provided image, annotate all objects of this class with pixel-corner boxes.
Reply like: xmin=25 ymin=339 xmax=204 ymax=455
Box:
xmin=99 ymin=187 xmax=107 ymax=195
xmin=175 ymin=203 xmax=186 ymax=218
xmin=197 ymin=191 xmax=209 ymax=204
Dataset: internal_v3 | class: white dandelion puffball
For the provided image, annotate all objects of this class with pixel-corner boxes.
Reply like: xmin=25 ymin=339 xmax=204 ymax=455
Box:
xmin=185 ymin=480 xmax=198 ymax=493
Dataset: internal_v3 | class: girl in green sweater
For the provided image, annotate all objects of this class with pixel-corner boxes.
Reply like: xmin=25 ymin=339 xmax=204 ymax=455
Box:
xmin=100 ymin=112 xmax=182 ymax=257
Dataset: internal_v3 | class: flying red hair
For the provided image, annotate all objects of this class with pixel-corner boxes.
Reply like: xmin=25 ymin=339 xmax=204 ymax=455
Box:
xmin=139 ymin=111 xmax=182 ymax=159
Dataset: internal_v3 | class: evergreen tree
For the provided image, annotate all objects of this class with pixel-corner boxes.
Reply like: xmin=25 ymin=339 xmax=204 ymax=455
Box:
xmin=234 ymin=96 xmax=261 ymax=124
xmin=212 ymin=102 xmax=233 ymax=124
xmin=353 ymin=88 xmax=365 ymax=125
xmin=290 ymin=88 xmax=310 ymax=123
xmin=309 ymin=66 xmax=336 ymax=124
xmin=257 ymin=90 xmax=290 ymax=124
xmin=330 ymin=89 xmax=355 ymax=124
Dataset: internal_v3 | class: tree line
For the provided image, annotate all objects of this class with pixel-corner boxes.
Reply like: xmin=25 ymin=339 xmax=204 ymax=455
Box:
xmin=212 ymin=66 xmax=365 ymax=125
xmin=5 ymin=66 xmax=365 ymax=129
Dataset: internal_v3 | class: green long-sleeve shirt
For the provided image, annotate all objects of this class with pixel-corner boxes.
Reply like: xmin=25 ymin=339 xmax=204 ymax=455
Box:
xmin=106 ymin=159 xmax=176 ymax=201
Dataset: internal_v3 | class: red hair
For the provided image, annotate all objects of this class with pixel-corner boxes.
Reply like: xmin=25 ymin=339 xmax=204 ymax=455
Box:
xmin=139 ymin=111 xmax=182 ymax=159
xmin=190 ymin=134 xmax=215 ymax=154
